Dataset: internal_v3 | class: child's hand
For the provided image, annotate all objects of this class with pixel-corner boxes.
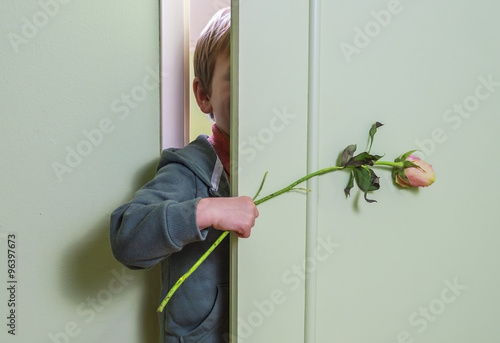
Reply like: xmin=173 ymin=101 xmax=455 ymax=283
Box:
xmin=196 ymin=196 xmax=259 ymax=238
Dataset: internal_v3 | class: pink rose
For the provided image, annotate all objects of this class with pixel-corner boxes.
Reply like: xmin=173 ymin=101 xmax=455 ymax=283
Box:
xmin=395 ymin=154 xmax=435 ymax=188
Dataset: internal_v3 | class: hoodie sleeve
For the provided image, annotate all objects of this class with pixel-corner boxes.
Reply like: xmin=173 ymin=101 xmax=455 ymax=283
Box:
xmin=109 ymin=162 xmax=209 ymax=269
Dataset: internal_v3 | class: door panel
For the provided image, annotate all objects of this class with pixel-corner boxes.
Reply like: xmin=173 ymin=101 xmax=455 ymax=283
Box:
xmin=234 ymin=0 xmax=500 ymax=342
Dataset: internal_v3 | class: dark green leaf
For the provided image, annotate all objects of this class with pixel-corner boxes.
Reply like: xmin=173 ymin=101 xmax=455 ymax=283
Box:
xmin=340 ymin=144 xmax=357 ymax=167
xmin=368 ymin=122 xmax=383 ymax=153
xmin=395 ymin=150 xmax=417 ymax=163
xmin=353 ymin=167 xmax=380 ymax=203
xmin=363 ymin=193 xmax=377 ymax=203
xmin=344 ymin=172 xmax=354 ymax=198
xmin=354 ymin=167 xmax=380 ymax=192
xmin=391 ymin=166 xmax=400 ymax=180
xmin=344 ymin=152 xmax=383 ymax=167
xmin=353 ymin=152 xmax=382 ymax=165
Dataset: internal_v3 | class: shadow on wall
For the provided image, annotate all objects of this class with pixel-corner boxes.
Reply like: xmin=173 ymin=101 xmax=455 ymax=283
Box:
xmin=61 ymin=159 xmax=161 ymax=343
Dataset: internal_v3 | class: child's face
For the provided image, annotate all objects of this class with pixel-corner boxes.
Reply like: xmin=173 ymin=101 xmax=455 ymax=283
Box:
xmin=208 ymin=54 xmax=231 ymax=138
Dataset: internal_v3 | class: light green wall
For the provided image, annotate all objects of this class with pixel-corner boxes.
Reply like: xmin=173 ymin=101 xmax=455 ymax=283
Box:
xmin=0 ymin=2 xmax=160 ymax=342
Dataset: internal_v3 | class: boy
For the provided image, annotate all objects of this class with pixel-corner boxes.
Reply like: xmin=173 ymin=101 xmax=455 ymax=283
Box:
xmin=110 ymin=7 xmax=259 ymax=342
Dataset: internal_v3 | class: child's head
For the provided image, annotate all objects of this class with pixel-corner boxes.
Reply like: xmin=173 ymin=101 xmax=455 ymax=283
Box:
xmin=193 ymin=7 xmax=231 ymax=137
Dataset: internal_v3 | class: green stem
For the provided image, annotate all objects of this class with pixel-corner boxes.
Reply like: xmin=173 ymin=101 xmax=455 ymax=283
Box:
xmin=252 ymin=171 xmax=268 ymax=201
xmin=374 ymin=160 xmax=403 ymax=168
xmin=157 ymin=230 xmax=230 ymax=312
xmin=254 ymin=166 xmax=344 ymax=205
xmin=157 ymin=161 xmax=395 ymax=312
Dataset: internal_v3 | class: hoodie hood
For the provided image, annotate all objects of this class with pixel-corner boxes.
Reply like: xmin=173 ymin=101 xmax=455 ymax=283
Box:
xmin=158 ymin=135 xmax=230 ymax=197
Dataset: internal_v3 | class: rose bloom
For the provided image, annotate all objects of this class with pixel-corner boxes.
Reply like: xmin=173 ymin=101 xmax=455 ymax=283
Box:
xmin=395 ymin=154 xmax=435 ymax=188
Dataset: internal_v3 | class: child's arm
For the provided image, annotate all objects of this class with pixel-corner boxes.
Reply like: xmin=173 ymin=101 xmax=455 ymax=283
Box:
xmin=196 ymin=196 xmax=259 ymax=238
xmin=111 ymin=163 xmax=212 ymax=269
xmin=110 ymin=162 xmax=259 ymax=270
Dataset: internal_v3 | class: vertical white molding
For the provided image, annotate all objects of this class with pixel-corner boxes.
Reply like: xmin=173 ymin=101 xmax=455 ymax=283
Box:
xmin=305 ymin=0 xmax=321 ymax=342
xmin=160 ymin=0 xmax=190 ymax=149
xmin=229 ymin=2 xmax=240 ymax=341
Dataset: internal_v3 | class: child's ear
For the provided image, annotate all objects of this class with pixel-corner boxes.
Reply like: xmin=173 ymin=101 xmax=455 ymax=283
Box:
xmin=193 ymin=77 xmax=213 ymax=114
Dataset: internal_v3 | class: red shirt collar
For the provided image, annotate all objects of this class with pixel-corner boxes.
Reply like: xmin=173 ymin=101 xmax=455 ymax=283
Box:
xmin=207 ymin=124 xmax=230 ymax=179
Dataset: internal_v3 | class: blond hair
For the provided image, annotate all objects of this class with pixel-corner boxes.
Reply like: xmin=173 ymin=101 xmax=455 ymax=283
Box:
xmin=193 ymin=7 xmax=231 ymax=96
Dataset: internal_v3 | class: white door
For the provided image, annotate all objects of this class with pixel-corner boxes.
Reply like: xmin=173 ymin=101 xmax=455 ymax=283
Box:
xmin=233 ymin=0 xmax=500 ymax=342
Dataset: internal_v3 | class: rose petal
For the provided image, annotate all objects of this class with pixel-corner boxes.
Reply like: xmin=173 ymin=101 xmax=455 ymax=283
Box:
xmin=405 ymin=155 xmax=435 ymax=187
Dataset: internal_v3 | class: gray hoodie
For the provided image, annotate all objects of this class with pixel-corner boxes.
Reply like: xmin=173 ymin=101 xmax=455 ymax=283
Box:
xmin=110 ymin=135 xmax=230 ymax=342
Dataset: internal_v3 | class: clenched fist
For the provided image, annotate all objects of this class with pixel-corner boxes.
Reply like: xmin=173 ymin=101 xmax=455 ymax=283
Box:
xmin=196 ymin=196 xmax=259 ymax=238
